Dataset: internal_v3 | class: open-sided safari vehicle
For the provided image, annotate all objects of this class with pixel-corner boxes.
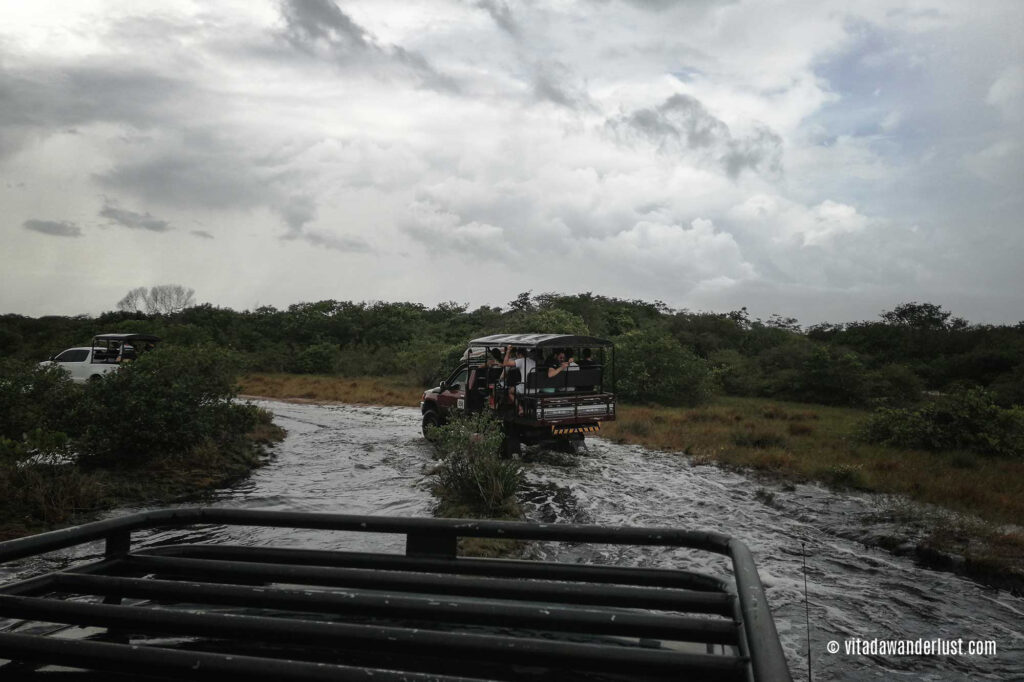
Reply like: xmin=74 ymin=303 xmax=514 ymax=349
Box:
xmin=40 ymin=333 xmax=161 ymax=384
xmin=421 ymin=334 xmax=616 ymax=455
xmin=0 ymin=508 xmax=791 ymax=681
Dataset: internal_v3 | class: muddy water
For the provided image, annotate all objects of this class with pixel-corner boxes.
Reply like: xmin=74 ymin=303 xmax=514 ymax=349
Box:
xmin=4 ymin=400 xmax=1022 ymax=680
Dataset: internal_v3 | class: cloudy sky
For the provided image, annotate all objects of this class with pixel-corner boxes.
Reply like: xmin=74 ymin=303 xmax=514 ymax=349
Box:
xmin=1 ymin=0 xmax=1021 ymax=324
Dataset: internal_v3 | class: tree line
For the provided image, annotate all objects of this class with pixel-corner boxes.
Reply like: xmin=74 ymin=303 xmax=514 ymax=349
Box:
xmin=2 ymin=292 xmax=1023 ymax=410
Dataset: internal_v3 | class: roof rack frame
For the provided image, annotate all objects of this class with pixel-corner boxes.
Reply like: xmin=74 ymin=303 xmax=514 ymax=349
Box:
xmin=0 ymin=508 xmax=791 ymax=681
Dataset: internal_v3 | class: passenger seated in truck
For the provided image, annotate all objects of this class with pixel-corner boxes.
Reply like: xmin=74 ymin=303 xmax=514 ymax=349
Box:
xmin=503 ymin=347 xmax=536 ymax=413
xmin=544 ymin=348 xmax=575 ymax=393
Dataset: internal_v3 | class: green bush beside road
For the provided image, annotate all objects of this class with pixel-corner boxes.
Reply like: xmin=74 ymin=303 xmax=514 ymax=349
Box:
xmin=427 ymin=410 xmax=522 ymax=519
xmin=0 ymin=347 xmax=282 ymax=537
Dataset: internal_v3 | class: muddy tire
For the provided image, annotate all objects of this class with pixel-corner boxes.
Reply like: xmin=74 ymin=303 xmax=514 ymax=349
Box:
xmin=422 ymin=410 xmax=440 ymax=440
xmin=555 ymin=437 xmax=587 ymax=455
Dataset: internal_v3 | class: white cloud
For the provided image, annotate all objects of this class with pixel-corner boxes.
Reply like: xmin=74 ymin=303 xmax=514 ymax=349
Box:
xmin=582 ymin=218 xmax=755 ymax=285
xmin=985 ymin=64 xmax=1023 ymax=121
xmin=0 ymin=0 xmax=1021 ymax=323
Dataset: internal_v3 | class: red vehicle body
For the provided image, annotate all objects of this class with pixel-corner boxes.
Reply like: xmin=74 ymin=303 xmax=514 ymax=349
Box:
xmin=420 ymin=334 xmax=616 ymax=455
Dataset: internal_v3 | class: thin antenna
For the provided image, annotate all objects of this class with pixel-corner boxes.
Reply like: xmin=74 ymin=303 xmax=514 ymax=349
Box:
xmin=802 ymin=541 xmax=812 ymax=682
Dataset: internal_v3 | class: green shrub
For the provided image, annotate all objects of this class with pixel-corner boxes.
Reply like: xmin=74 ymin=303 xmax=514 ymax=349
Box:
xmin=0 ymin=360 xmax=80 ymax=441
xmin=823 ymin=464 xmax=867 ymax=490
xmin=614 ymin=330 xmax=714 ymax=406
xmin=429 ymin=411 xmax=522 ymax=517
xmin=75 ymin=346 xmax=256 ymax=465
xmin=989 ymin=364 xmax=1024 ymax=408
xmin=289 ymin=342 xmax=340 ymax=374
xmin=792 ymin=346 xmax=869 ymax=406
xmin=708 ymin=349 xmax=762 ymax=396
xmin=858 ymin=386 xmax=1024 ymax=458
xmin=866 ymin=363 xmax=924 ymax=406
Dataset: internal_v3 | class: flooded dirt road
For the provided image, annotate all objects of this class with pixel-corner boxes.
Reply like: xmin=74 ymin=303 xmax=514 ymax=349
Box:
xmin=4 ymin=400 xmax=1022 ymax=680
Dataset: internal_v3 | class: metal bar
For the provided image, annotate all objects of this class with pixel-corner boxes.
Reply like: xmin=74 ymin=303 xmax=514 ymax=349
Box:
xmin=729 ymin=539 xmax=792 ymax=682
xmin=405 ymin=531 xmax=457 ymax=559
xmin=0 ymin=558 xmax=125 ymax=596
xmin=123 ymin=554 xmax=730 ymax=613
xmin=0 ymin=631 xmax=485 ymax=682
xmin=0 ymin=508 xmax=734 ymax=564
xmin=0 ymin=596 xmax=749 ymax=679
xmin=139 ymin=544 xmax=731 ymax=595
xmin=52 ymin=574 xmax=738 ymax=644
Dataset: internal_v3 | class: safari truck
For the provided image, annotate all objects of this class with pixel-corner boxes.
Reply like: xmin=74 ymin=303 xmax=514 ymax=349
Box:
xmin=421 ymin=334 xmax=616 ymax=455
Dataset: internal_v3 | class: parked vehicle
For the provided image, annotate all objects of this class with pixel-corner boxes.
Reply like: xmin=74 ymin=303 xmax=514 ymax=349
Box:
xmin=0 ymin=508 xmax=792 ymax=681
xmin=40 ymin=333 xmax=161 ymax=383
xmin=421 ymin=334 xmax=616 ymax=455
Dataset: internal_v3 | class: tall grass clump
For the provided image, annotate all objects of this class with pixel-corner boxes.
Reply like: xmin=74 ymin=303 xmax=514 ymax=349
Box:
xmin=428 ymin=411 xmax=522 ymax=518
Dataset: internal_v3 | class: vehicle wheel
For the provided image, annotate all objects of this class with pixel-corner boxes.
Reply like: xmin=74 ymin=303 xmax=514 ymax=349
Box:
xmin=422 ymin=410 xmax=440 ymax=440
xmin=87 ymin=374 xmax=102 ymax=384
xmin=555 ymin=437 xmax=587 ymax=455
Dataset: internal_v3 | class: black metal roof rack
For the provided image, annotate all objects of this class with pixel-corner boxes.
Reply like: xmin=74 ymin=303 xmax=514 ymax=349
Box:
xmin=0 ymin=508 xmax=791 ymax=681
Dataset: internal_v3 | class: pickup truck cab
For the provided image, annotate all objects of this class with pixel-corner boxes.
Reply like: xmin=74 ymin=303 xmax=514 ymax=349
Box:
xmin=40 ymin=333 xmax=161 ymax=383
xmin=422 ymin=333 xmax=616 ymax=455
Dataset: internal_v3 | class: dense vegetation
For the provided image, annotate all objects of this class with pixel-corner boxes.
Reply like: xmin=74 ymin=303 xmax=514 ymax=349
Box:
xmin=426 ymin=410 xmax=522 ymax=519
xmin=3 ymin=293 xmax=1023 ymax=458
xmin=0 ymin=347 xmax=281 ymax=535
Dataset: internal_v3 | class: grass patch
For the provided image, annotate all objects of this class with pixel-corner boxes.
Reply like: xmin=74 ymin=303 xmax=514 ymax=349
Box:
xmin=603 ymin=395 xmax=1024 ymax=528
xmin=239 ymin=373 xmax=423 ymax=406
xmin=730 ymin=425 xmax=787 ymax=449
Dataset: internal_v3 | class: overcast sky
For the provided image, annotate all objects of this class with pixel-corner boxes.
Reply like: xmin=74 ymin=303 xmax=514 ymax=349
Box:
xmin=1 ymin=0 xmax=1021 ymax=324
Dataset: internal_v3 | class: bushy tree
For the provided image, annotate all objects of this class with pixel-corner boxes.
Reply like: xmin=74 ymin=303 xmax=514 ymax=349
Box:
xmin=117 ymin=285 xmax=196 ymax=315
xmin=501 ymin=308 xmax=590 ymax=335
xmin=0 ymin=360 xmax=80 ymax=442
xmin=614 ymin=330 xmax=714 ymax=406
xmin=859 ymin=386 xmax=1024 ymax=458
xmin=76 ymin=346 xmax=257 ymax=464
xmin=289 ymin=342 xmax=340 ymax=374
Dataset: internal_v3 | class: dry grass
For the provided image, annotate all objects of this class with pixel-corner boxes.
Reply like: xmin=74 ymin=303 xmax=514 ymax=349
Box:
xmin=239 ymin=373 xmax=423 ymax=407
xmin=603 ymin=396 xmax=1024 ymax=527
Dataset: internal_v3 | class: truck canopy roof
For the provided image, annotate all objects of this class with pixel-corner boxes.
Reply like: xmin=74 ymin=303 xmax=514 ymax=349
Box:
xmin=469 ymin=333 xmax=613 ymax=348
xmin=92 ymin=333 xmax=162 ymax=342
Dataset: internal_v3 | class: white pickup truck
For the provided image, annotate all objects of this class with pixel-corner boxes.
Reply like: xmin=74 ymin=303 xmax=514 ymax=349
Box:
xmin=40 ymin=333 xmax=161 ymax=384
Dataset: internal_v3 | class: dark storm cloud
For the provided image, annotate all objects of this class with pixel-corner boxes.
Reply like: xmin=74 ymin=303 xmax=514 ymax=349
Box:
xmin=280 ymin=0 xmax=369 ymax=53
xmin=610 ymin=94 xmax=782 ymax=178
xmin=278 ymin=194 xmax=317 ymax=235
xmin=96 ymin=139 xmax=273 ymax=211
xmin=99 ymin=201 xmax=171 ymax=232
xmin=0 ymin=63 xmax=186 ymax=159
xmin=299 ymin=232 xmax=372 ymax=252
xmin=532 ymin=62 xmax=592 ymax=109
xmin=477 ymin=0 xmax=520 ymax=37
xmin=190 ymin=230 xmax=214 ymax=239
xmin=22 ymin=219 xmax=82 ymax=237
xmin=723 ymin=125 xmax=783 ymax=179
xmin=277 ymin=0 xmax=458 ymax=92
xmin=275 ymin=194 xmax=372 ymax=252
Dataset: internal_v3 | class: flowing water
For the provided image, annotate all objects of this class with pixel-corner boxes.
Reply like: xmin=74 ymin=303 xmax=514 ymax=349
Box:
xmin=3 ymin=400 xmax=1022 ymax=680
